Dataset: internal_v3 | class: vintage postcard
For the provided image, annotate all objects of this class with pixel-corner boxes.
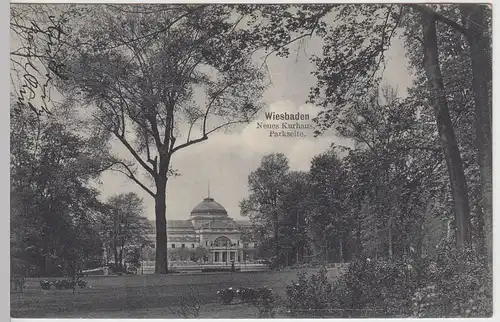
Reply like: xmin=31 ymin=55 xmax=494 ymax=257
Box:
xmin=9 ymin=1 xmax=493 ymax=319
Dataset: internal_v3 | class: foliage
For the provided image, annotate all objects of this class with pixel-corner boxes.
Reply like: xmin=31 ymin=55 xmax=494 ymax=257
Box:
xmin=216 ymin=287 xmax=235 ymax=305
xmin=101 ymin=192 xmax=152 ymax=268
xmin=285 ymin=267 xmax=336 ymax=317
xmin=240 ymin=153 xmax=290 ymax=266
xmin=307 ymin=150 xmax=349 ymax=262
xmin=55 ymin=4 xmax=267 ymax=273
xmin=194 ymin=246 xmax=209 ymax=262
xmin=238 ymin=4 xmax=402 ymax=133
xmin=235 ymin=286 xmax=277 ymax=317
xmin=250 ymin=287 xmax=277 ymax=318
xmin=281 ymin=251 xmax=491 ymax=318
xmin=336 ymin=258 xmax=430 ymax=317
xmin=39 ymin=280 xmax=51 ymax=290
xmin=239 ymin=3 xmax=491 ymax=258
xmin=10 ymin=104 xmax=107 ymax=277
xmin=167 ymin=286 xmax=202 ymax=318
xmin=10 ymin=276 xmax=26 ymax=292
xmin=411 ymin=243 xmax=492 ymax=317
xmin=124 ymin=247 xmax=142 ymax=269
xmin=168 ymin=248 xmax=192 ymax=262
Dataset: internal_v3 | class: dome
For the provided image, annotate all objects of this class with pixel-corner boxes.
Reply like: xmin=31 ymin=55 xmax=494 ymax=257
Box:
xmin=190 ymin=197 xmax=228 ymax=216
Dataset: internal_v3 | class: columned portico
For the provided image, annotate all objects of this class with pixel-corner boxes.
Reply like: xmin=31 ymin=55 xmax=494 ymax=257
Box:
xmin=208 ymin=246 xmax=241 ymax=263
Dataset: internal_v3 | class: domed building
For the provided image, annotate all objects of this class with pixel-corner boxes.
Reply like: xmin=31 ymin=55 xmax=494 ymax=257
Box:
xmin=150 ymin=195 xmax=255 ymax=264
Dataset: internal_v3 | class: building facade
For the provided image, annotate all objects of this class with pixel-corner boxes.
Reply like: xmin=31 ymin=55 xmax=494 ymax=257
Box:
xmin=149 ymin=196 xmax=256 ymax=264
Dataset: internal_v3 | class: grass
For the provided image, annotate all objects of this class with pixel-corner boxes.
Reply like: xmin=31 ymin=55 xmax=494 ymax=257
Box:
xmin=11 ymin=268 xmax=342 ymax=318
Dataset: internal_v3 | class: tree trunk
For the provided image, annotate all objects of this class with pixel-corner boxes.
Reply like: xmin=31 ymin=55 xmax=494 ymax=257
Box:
xmin=421 ymin=12 xmax=471 ymax=246
xmin=388 ymin=218 xmax=393 ymax=260
xmin=119 ymin=248 xmax=123 ymax=268
xmin=155 ymin=176 xmax=168 ymax=274
xmin=476 ymin=203 xmax=486 ymax=256
xmin=274 ymin=210 xmax=279 ymax=262
xmin=356 ymin=212 xmax=362 ymax=257
xmin=415 ymin=212 xmax=425 ymax=259
xmin=296 ymin=214 xmax=300 ymax=264
xmin=339 ymin=238 xmax=343 ymax=263
xmin=324 ymin=238 xmax=328 ymax=263
xmin=466 ymin=5 xmax=492 ymax=268
xmin=113 ymin=238 xmax=118 ymax=268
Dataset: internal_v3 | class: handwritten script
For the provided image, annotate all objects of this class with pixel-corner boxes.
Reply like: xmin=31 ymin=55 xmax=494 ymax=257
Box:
xmin=13 ymin=15 xmax=67 ymax=115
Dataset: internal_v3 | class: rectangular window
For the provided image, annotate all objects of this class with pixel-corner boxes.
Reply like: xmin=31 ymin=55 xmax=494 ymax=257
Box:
xmin=192 ymin=244 xmax=195 ymax=248
xmin=171 ymin=244 xmax=176 ymax=248
xmin=230 ymin=252 xmax=235 ymax=261
xmin=182 ymin=244 xmax=185 ymax=248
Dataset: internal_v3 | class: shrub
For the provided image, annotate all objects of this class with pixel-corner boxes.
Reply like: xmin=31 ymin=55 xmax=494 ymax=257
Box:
xmin=282 ymin=246 xmax=492 ymax=318
xmin=285 ymin=267 xmax=339 ymax=317
xmin=11 ymin=275 xmax=26 ymax=292
xmin=167 ymin=286 xmax=202 ymax=318
xmin=237 ymin=287 xmax=258 ymax=303
xmin=216 ymin=287 xmax=235 ymax=305
xmin=40 ymin=280 xmax=51 ymax=290
xmin=53 ymin=279 xmax=73 ymax=289
xmin=411 ymin=243 xmax=492 ymax=318
xmin=337 ymin=257 xmax=430 ymax=317
xmin=284 ymin=258 xmax=431 ymax=318
xmin=252 ymin=287 xmax=277 ymax=318
xmin=76 ymin=279 xmax=87 ymax=288
xmin=235 ymin=286 xmax=277 ymax=317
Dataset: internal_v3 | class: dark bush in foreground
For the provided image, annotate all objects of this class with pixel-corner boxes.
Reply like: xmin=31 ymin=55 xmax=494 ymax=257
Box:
xmin=237 ymin=287 xmax=258 ymax=303
xmin=41 ymin=278 xmax=87 ymax=290
xmin=283 ymin=245 xmax=492 ymax=318
xmin=410 ymin=243 xmax=492 ymax=318
xmin=40 ymin=280 xmax=51 ymax=290
xmin=337 ymin=257 xmax=427 ymax=317
xmin=216 ymin=287 xmax=235 ymax=304
xmin=285 ymin=267 xmax=341 ymax=318
xmin=236 ymin=286 xmax=277 ymax=317
xmin=251 ymin=287 xmax=277 ymax=318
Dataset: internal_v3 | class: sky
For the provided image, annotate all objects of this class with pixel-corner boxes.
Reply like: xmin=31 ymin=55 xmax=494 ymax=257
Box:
xmin=96 ymin=33 xmax=415 ymax=222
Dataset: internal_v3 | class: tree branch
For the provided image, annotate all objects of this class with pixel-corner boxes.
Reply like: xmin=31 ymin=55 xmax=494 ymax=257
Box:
xmin=113 ymin=131 xmax=157 ymax=178
xmin=257 ymin=5 xmax=333 ymax=69
xmin=98 ymin=4 xmax=209 ymax=52
xmin=410 ymin=4 xmax=468 ymax=35
xmin=170 ymin=134 xmax=208 ymax=155
xmin=109 ymin=161 xmax=156 ymax=197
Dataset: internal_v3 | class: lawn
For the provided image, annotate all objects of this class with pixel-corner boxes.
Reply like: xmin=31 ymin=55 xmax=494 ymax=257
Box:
xmin=11 ymin=268 xmax=342 ymax=318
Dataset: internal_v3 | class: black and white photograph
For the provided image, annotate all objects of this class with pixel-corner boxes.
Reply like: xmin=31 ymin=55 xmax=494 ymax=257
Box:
xmin=9 ymin=2 xmax=493 ymax=319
